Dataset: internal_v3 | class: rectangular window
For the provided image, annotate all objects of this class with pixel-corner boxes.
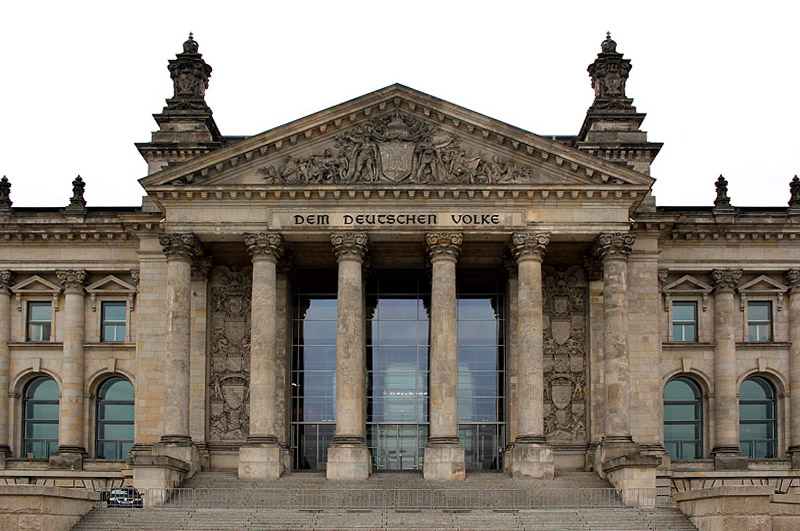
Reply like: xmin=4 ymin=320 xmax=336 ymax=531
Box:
xmin=672 ymin=301 xmax=698 ymax=342
xmin=748 ymin=301 xmax=772 ymax=342
xmin=101 ymin=302 xmax=127 ymax=342
xmin=27 ymin=301 xmax=51 ymax=342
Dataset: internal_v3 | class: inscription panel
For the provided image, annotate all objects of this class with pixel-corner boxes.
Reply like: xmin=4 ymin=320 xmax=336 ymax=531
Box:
xmin=271 ymin=210 xmax=522 ymax=229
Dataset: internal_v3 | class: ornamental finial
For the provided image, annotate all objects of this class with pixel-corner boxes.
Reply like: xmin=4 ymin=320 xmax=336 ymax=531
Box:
xmin=0 ymin=176 xmax=11 ymax=211
xmin=713 ymin=175 xmax=734 ymax=211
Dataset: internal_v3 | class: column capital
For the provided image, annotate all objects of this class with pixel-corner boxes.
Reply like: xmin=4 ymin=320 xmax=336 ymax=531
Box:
xmin=786 ymin=269 xmax=800 ymax=292
xmin=331 ymin=232 xmax=368 ymax=262
xmin=159 ymin=233 xmax=203 ymax=262
xmin=56 ymin=269 xmax=87 ymax=293
xmin=426 ymin=232 xmax=462 ymax=263
xmin=510 ymin=232 xmax=550 ymax=263
xmin=593 ymin=232 xmax=636 ymax=262
xmin=711 ymin=269 xmax=742 ymax=293
xmin=244 ymin=232 xmax=284 ymax=262
xmin=0 ymin=270 xmax=13 ymax=294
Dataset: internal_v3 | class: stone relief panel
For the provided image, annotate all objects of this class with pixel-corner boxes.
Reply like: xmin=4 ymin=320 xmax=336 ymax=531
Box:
xmin=542 ymin=265 xmax=588 ymax=442
xmin=255 ymin=112 xmax=603 ymax=186
xmin=208 ymin=265 xmax=252 ymax=442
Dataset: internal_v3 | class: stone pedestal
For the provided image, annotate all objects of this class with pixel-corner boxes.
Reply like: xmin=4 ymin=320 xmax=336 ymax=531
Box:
xmin=238 ymin=233 xmax=284 ymax=480
xmin=710 ymin=269 xmax=748 ymax=470
xmin=508 ymin=233 xmax=554 ymax=479
xmin=327 ymin=233 xmax=371 ymax=480
xmin=423 ymin=233 xmax=465 ymax=481
xmin=51 ymin=269 xmax=88 ymax=470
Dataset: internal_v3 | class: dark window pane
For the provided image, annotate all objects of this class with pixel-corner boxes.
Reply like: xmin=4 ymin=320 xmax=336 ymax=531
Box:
xmin=102 ymin=302 xmax=127 ymax=321
xmin=458 ymin=298 xmax=498 ymax=320
xmin=665 ymin=379 xmax=698 ymax=401
xmin=377 ymin=299 xmax=419 ymax=320
xmin=302 ymin=321 xmax=337 ymax=344
xmin=672 ymin=302 xmax=696 ymax=321
xmin=748 ymin=302 xmax=771 ymax=322
xmin=457 ymin=321 xmax=498 ymax=346
xmin=28 ymin=302 xmax=51 ymax=321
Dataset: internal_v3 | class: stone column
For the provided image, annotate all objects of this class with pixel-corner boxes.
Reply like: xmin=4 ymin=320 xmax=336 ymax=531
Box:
xmin=0 ymin=271 xmax=12 ymax=466
xmin=423 ymin=232 xmax=465 ymax=481
xmin=509 ymin=232 xmax=554 ymax=478
xmin=239 ymin=233 xmax=284 ymax=479
xmin=710 ymin=269 xmax=747 ymax=469
xmin=594 ymin=233 xmax=639 ymax=462
xmin=327 ymin=232 xmax=371 ymax=480
xmin=788 ymin=270 xmax=800 ymax=467
xmin=52 ymin=269 xmax=87 ymax=469
xmin=156 ymin=233 xmax=201 ymax=471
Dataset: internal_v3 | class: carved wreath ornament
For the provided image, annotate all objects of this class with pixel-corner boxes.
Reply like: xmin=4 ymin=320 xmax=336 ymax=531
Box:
xmin=257 ymin=112 xmax=546 ymax=185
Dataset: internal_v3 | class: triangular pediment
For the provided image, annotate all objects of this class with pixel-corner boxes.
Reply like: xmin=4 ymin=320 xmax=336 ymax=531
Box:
xmin=85 ymin=275 xmax=137 ymax=294
xmin=11 ymin=275 xmax=60 ymax=294
xmin=140 ymin=84 xmax=654 ymax=193
xmin=738 ymin=275 xmax=787 ymax=294
xmin=662 ymin=275 xmax=713 ymax=294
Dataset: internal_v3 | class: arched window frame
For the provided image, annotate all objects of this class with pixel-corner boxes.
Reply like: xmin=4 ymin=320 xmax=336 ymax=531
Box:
xmin=663 ymin=376 xmax=703 ymax=460
xmin=739 ymin=376 xmax=777 ymax=459
xmin=95 ymin=376 xmax=135 ymax=460
xmin=22 ymin=376 xmax=59 ymax=459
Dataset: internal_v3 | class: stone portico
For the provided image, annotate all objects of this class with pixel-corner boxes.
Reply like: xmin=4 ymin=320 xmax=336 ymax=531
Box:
xmin=1 ymin=35 xmax=800 ymax=518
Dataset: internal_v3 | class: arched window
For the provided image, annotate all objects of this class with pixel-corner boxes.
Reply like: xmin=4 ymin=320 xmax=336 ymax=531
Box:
xmin=664 ymin=377 xmax=702 ymax=459
xmin=96 ymin=377 xmax=134 ymax=459
xmin=739 ymin=376 xmax=777 ymax=459
xmin=23 ymin=377 xmax=59 ymax=458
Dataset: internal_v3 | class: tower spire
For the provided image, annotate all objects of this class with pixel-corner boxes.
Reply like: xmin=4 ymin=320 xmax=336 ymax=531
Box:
xmin=575 ymin=34 xmax=662 ymax=179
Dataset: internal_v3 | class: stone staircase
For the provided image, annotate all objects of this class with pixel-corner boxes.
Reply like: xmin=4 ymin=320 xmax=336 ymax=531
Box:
xmin=72 ymin=471 xmax=698 ymax=530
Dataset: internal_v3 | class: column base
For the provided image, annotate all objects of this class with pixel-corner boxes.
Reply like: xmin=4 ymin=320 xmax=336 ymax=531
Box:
xmin=48 ymin=446 xmax=86 ymax=470
xmin=280 ymin=442 xmax=292 ymax=472
xmin=595 ymin=435 xmax=640 ymax=476
xmin=509 ymin=437 xmax=554 ymax=479
xmin=0 ymin=445 xmax=10 ymax=469
xmin=326 ymin=436 xmax=371 ymax=480
xmin=153 ymin=436 xmax=200 ymax=477
xmin=423 ymin=437 xmax=465 ymax=481
xmin=712 ymin=446 xmax=748 ymax=470
xmin=789 ymin=446 xmax=800 ymax=469
xmin=238 ymin=437 xmax=283 ymax=480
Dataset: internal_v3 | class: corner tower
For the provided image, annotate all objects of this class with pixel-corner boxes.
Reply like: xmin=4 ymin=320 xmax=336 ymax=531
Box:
xmin=575 ymin=33 xmax=662 ymax=176
xmin=136 ymin=34 xmax=223 ymax=175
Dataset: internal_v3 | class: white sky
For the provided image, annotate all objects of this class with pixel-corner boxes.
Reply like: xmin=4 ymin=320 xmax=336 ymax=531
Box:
xmin=1 ymin=1 xmax=798 ymax=208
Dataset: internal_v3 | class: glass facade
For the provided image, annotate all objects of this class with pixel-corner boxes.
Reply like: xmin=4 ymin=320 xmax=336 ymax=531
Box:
xmin=457 ymin=271 xmax=505 ymax=470
xmin=96 ymin=377 xmax=134 ymax=459
xmin=291 ymin=271 xmax=338 ymax=470
xmin=23 ymin=377 xmax=59 ymax=458
xmin=366 ymin=271 xmax=430 ymax=470
xmin=663 ymin=377 xmax=702 ymax=459
xmin=739 ymin=376 xmax=777 ymax=458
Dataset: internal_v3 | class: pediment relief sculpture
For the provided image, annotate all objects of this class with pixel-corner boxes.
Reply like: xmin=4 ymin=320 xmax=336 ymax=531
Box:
xmin=254 ymin=112 xmax=626 ymax=187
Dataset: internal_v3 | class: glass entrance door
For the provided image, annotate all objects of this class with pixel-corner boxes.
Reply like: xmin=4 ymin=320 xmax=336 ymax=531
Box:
xmin=366 ymin=271 xmax=429 ymax=470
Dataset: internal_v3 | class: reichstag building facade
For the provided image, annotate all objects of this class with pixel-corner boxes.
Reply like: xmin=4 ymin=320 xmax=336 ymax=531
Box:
xmin=1 ymin=34 xmax=799 ymax=495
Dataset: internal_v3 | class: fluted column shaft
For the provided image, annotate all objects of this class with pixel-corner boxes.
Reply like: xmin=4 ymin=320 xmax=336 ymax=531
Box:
xmin=710 ymin=269 xmax=746 ymax=468
xmin=595 ymin=233 xmax=635 ymax=440
xmin=512 ymin=232 xmax=550 ymax=441
xmin=332 ymin=233 xmax=368 ymax=442
xmin=245 ymin=233 xmax=283 ymax=442
xmin=56 ymin=269 xmax=88 ymax=453
xmin=788 ymin=270 xmax=800 ymax=463
xmin=0 ymin=271 xmax=12 ymax=457
xmin=159 ymin=233 xmax=201 ymax=442
xmin=427 ymin=233 xmax=462 ymax=443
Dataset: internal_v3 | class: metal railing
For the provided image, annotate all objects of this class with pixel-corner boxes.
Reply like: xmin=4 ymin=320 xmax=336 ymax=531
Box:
xmin=95 ymin=486 xmax=672 ymax=511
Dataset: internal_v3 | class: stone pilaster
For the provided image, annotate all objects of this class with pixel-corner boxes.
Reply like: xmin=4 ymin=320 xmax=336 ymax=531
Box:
xmin=502 ymin=258 xmax=518 ymax=473
xmin=710 ymin=268 xmax=747 ymax=469
xmin=594 ymin=233 xmax=640 ymax=462
xmin=51 ymin=269 xmax=87 ymax=469
xmin=0 ymin=271 xmax=12 ymax=465
xmin=508 ymin=232 xmax=554 ymax=478
xmin=327 ymin=232 xmax=371 ymax=480
xmin=239 ymin=233 xmax=284 ymax=479
xmin=788 ymin=269 xmax=800 ymax=468
xmin=423 ymin=232 xmax=465 ymax=481
xmin=153 ymin=233 xmax=202 ymax=473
